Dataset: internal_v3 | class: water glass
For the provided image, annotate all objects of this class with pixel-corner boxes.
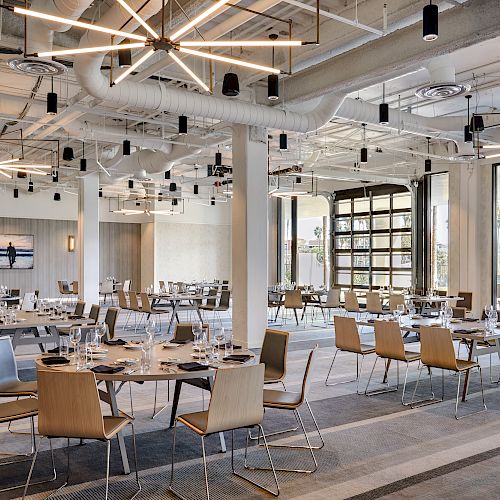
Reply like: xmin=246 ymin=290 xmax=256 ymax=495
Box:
xmin=69 ymin=327 xmax=82 ymax=367
xmin=224 ymin=331 xmax=234 ymax=357
xmin=85 ymin=330 xmax=97 ymax=367
xmin=96 ymin=323 xmax=108 ymax=347
xmin=140 ymin=346 xmax=152 ymax=372
xmin=192 ymin=323 xmax=202 ymax=348
xmin=59 ymin=337 xmax=69 ymax=359
xmin=213 ymin=327 xmax=225 ymax=359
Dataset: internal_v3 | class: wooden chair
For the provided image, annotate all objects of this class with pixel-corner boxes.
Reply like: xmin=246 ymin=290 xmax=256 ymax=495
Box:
xmin=88 ymin=304 xmax=100 ymax=325
xmin=343 ymin=291 xmax=360 ymax=317
xmin=364 ymin=320 xmax=421 ymax=405
xmin=100 ymin=280 xmax=114 ymax=305
xmin=410 ymin=327 xmax=487 ymax=419
xmin=140 ymin=292 xmax=168 ymax=328
xmin=259 ymin=346 xmax=323 ymax=474
xmin=313 ymin=288 xmax=341 ymax=324
xmin=128 ymin=292 xmax=143 ymax=331
xmin=366 ymin=292 xmax=385 ymax=317
xmin=325 ymin=316 xmax=375 ymax=393
xmin=23 ymin=370 xmax=141 ymax=499
xmin=57 ymin=301 xmax=86 ymax=335
xmin=268 ymin=292 xmax=284 ymax=322
xmin=456 ymin=291 xmax=473 ymax=312
xmin=284 ymin=290 xmax=303 ymax=325
xmin=389 ymin=294 xmax=406 ymax=314
xmin=57 ymin=280 xmax=73 ymax=297
xmin=103 ymin=307 xmax=119 ymax=340
xmin=452 ymin=307 xmax=467 ymax=319
xmin=169 ymin=363 xmax=279 ymax=499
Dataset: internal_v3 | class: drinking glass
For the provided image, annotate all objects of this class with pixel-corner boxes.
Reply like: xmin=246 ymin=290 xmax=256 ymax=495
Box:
xmin=85 ymin=330 xmax=97 ymax=367
xmin=397 ymin=304 xmax=405 ymax=317
xmin=213 ymin=327 xmax=225 ymax=360
xmin=444 ymin=305 xmax=453 ymax=327
xmin=192 ymin=323 xmax=202 ymax=348
xmin=145 ymin=318 xmax=157 ymax=339
xmin=224 ymin=330 xmax=234 ymax=357
xmin=69 ymin=327 xmax=82 ymax=367
xmin=59 ymin=336 xmax=69 ymax=359
xmin=96 ymin=323 xmax=108 ymax=348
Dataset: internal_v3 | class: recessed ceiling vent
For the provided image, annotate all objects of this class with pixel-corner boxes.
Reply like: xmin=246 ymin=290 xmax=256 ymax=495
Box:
xmin=415 ymin=56 xmax=470 ymax=100
xmin=8 ymin=57 xmax=66 ymax=76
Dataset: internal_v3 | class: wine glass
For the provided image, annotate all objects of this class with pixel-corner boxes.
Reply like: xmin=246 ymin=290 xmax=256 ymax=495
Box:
xmin=69 ymin=327 xmax=82 ymax=367
xmin=192 ymin=323 xmax=202 ymax=348
xmin=213 ymin=327 xmax=225 ymax=360
xmin=397 ymin=303 xmax=405 ymax=318
xmin=96 ymin=322 xmax=108 ymax=348
xmin=145 ymin=318 xmax=156 ymax=340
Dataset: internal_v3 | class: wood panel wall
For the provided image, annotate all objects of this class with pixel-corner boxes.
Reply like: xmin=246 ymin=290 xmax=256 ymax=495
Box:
xmin=0 ymin=218 xmax=140 ymax=298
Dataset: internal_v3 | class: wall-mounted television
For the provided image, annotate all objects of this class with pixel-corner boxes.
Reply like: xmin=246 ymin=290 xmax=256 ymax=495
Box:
xmin=0 ymin=234 xmax=34 ymax=269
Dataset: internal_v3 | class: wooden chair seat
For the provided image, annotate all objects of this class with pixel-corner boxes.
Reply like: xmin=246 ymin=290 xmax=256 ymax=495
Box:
xmin=0 ymin=398 xmax=38 ymax=423
xmin=456 ymin=359 xmax=479 ymax=372
xmin=402 ymin=351 xmax=421 ymax=362
xmin=359 ymin=344 xmax=377 ymax=354
xmin=0 ymin=380 xmax=37 ymax=396
xmin=103 ymin=416 xmax=132 ymax=439
xmin=177 ymin=411 xmax=209 ymax=435
xmin=263 ymin=389 xmax=301 ymax=408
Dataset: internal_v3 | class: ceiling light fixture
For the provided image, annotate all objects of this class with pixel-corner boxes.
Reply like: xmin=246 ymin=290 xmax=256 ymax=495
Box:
xmin=0 ymin=166 xmax=49 ymax=175
xmin=422 ymin=1 xmax=438 ymax=41
xmin=63 ymin=146 xmax=74 ymax=161
xmin=268 ymin=34 xmax=279 ymax=101
xmin=360 ymin=124 xmax=368 ymax=164
xmin=36 ymin=42 xmax=145 ymax=58
xmin=128 ymin=179 xmax=134 ymax=189
xmin=215 ymin=150 xmax=222 ymax=166
xmin=165 ymin=170 xmax=171 ymax=180
xmin=54 ymin=192 xmax=61 ymax=201
xmin=116 ymin=0 xmax=160 ymax=39
xmin=0 ymin=158 xmax=20 ymax=165
xmin=123 ymin=119 xmax=131 ymax=155
xmin=28 ymin=180 xmax=34 ymax=192
xmin=485 ymin=153 xmax=500 ymax=159
xmin=194 ymin=167 xmax=199 ymax=195
xmin=169 ymin=182 xmax=177 ymax=192
xmin=168 ymin=52 xmax=210 ymax=92
xmin=99 ymin=188 xmax=103 ymax=198
xmin=279 ymin=133 xmax=288 ymax=151
xmin=379 ymin=83 xmax=389 ymax=125
xmin=179 ymin=40 xmax=302 ymax=47
xmin=13 ymin=188 xmax=18 ymax=199
xmin=179 ymin=115 xmax=188 ymax=135
xmin=470 ymin=114 xmax=485 ymax=133
xmin=113 ymin=49 xmax=155 ymax=85
xmin=211 ymin=196 xmax=216 ymax=206
xmin=425 ymin=137 xmax=432 ymax=173
xmin=222 ymin=72 xmax=239 ymax=97
xmin=47 ymin=77 xmax=57 ymax=115
xmin=464 ymin=94 xmax=472 ymax=143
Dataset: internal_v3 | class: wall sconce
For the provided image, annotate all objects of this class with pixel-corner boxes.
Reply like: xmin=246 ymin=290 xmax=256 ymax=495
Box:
xmin=67 ymin=235 xmax=75 ymax=252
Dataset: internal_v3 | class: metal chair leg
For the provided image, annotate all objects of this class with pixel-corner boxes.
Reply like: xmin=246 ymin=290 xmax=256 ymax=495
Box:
xmin=410 ymin=365 xmax=439 ymax=408
xmin=105 ymin=440 xmax=111 ymax=500
xmin=455 ymin=368 xmax=488 ymax=419
xmin=325 ymin=350 xmax=359 ymax=387
xmin=365 ymin=356 xmax=400 ymax=396
xmin=22 ymin=437 xmax=58 ymax=499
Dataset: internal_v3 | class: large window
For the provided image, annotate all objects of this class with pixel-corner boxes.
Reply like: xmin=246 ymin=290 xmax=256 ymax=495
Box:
xmin=333 ymin=186 xmax=412 ymax=290
xmin=279 ymin=198 xmax=293 ymax=284
xmin=493 ymin=165 xmax=500 ymax=306
xmin=429 ymin=173 xmax=449 ymax=291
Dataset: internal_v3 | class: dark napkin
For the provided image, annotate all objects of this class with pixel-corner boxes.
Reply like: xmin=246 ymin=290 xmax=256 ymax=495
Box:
xmin=68 ymin=315 xmax=85 ymax=320
xmin=170 ymin=338 xmax=191 ymax=344
xmin=462 ymin=318 xmax=478 ymax=322
xmin=223 ymin=354 xmax=252 ymax=363
xmin=104 ymin=339 xmax=127 ymax=346
xmin=454 ymin=328 xmax=481 ymax=334
xmin=90 ymin=365 xmax=125 ymax=374
xmin=177 ymin=362 xmax=208 ymax=371
xmin=367 ymin=319 xmax=375 ymax=324
xmin=41 ymin=356 xmax=70 ymax=365
xmin=411 ymin=324 xmax=421 ymax=329
xmin=47 ymin=347 xmax=74 ymax=354
xmin=224 ymin=343 xmax=242 ymax=349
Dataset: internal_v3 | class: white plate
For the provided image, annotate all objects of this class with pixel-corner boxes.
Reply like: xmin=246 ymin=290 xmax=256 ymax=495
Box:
xmin=190 ymin=352 xmax=206 ymax=359
xmin=90 ymin=353 xmax=107 ymax=360
xmin=116 ymin=358 xmax=138 ymax=365
xmin=124 ymin=344 xmax=142 ymax=350
xmin=162 ymin=343 xmax=179 ymax=349
xmin=450 ymin=319 xmax=461 ymax=324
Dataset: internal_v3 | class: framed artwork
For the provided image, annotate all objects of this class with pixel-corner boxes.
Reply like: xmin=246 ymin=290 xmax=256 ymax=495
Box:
xmin=0 ymin=234 xmax=34 ymax=269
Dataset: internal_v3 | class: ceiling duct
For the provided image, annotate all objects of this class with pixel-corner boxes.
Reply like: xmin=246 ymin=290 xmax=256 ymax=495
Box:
xmin=415 ymin=56 xmax=470 ymax=99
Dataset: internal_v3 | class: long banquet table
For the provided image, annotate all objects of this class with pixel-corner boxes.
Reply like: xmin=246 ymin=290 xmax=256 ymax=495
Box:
xmin=35 ymin=341 xmax=256 ymax=473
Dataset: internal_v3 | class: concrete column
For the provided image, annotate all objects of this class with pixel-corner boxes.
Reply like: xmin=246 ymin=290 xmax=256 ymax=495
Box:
xmin=232 ymin=124 xmax=268 ymax=349
xmin=78 ymin=172 xmax=100 ymax=309
xmin=140 ymin=221 xmax=156 ymax=293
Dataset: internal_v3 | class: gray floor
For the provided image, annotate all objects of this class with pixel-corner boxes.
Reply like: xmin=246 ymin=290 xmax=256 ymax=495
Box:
xmin=2 ymin=305 xmax=500 ymax=499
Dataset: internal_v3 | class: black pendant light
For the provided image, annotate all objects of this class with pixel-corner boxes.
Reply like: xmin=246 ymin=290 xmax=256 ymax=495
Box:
xmin=63 ymin=146 xmax=74 ymax=161
xmin=470 ymin=114 xmax=484 ymax=133
xmin=379 ymin=84 xmax=389 ymax=124
xmin=158 ymin=191 xmax=163 ymax=202
xmin=128 ymin=179 xmax=134 ymax=189
xmin=178 ymin=115 xmax=188 ymax=135
xmin=47 ymin=77 xmax=57 ymax=115
xmin=296 ymin=176 xmax=302 ymax=184
xmin=118 ymin=43 xmax=132 ymax=68
xmin=165 ymin=170 xmax=171 ymax=180
xmin=222 ymin=72 xmax=239 ymax=97
xmin=194 ymin=167 xmax=199 ymax=195
xmin=267 ymin=35 xmax=280 ymax=101
xmin=360 ymin=124 xmax=368 ymax=163
xmin=172 ymin=198 xmax=178 ymax=206
xmin=279 ymin=133 xmax=288 ymax=151
xmin=28 ymin=180 xmax=33 ymax=193
xmin=211 ymin=196 xmax=216 ymax=206
xmin=52 ymin=168 xmax=59 ymax=183
xmin=169 ymin=182 xmax=177 ymax=192
xmin=423 ymin=1 xmax=438 ymax=41
xmin=215 ymin=151 xmax=222 ymax=166
xmin=80 ymin=141 xmax=87 ymax=171
xmin=54 ymin=192 xmax=61 ymax=201
xmin=99 ymin=188 xmax=103 ymax=198
xmin=13 ymin=187 xmax=18 ymax=198
xmin=123 ymin=120 xmax=130 ymax=156
xmin=425 ymin=137 xmax=432 ymax=173
xmin=464 ymin=95 xmax=472 ymax=143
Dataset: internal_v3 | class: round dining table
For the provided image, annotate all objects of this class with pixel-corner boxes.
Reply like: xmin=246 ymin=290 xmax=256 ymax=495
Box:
xmin=35 ymin=341 xmax=256 ymax=474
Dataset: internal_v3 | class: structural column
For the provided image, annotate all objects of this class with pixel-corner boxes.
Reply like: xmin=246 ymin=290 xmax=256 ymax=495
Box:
xmin=78 ymin=172 xmax=100 ymax=309
xmin=231 ymin=124 xmax=269 ymax=349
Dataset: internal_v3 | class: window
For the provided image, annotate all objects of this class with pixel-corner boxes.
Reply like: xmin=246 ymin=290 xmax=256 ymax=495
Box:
xmin=429 ymin=173 xmax=449 ymax=291
xmin=493 ymin=165 xmax=500 ymax=306
xmin=333 ymin=187 xmax=412 ymax=290
xmin=279 ymin=198 xmax=292 ymax=283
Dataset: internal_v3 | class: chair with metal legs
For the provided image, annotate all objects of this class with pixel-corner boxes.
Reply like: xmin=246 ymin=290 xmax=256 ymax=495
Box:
xmin=23 ymin=370 xmax=141 ymax=499
xmin=366 ymin=292 xmax=386 ymax=318
xmin=128 ymin=291 xmax=144 ymax=332
xmin=364 ymin=320 xmax=421 ymax=405
xmin=325 ymin=316 xmax=375 ymax=393
xmin=313 ymin=288 xmax=341 ymax=324
xmin=283 ymin=290 xmax=304 ymax=326
xmin=255 ymin=346 xmax=323 ymax=475
xmin=169 ymin=363 xmax=279 ymax=499
xmin=410 ymin=326 xmax=487 ymax=419
xmin=343 ymin=291 xmax=361 ymax=319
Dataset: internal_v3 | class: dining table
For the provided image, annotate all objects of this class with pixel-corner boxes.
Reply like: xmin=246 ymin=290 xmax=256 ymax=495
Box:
xmin=357 ymin=315 xmax=500 ymax=401
xmin=150 ymin=293 xmax=205 ymax=334
xmin=35 ymin=341 xmax=256 ymax=474
xmin=0 ymin=310 xmax=94 ymax=351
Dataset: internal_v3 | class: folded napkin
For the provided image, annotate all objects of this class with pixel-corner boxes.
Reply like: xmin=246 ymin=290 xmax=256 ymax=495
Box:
xmin=462 ymin=318 xmax=478 ymax=322
xmin=411 ymin=324 xmax=421 ymax=329
xmin=90 ymin=365 xmax=125 ymax=374
xmin=177 ymin=362 xmax=208 ymax=371
xmin=41 ymin=356 xmax=70 ymax=365
xmin=223 ymin=354 xmax=251 ymax=363
xmin=454 ymin=328 xmax=480 ymax=334
xmin=47 ymin=347 xmax=74 ymax=354
xmin=68 ymin=315 xmax=85 ymax=320
xmin=367 ymin=319 xmax=375 ymax=324
xmin=170 ymin=339 xmax=191 ymax=344
xmin=104 ymin=339 xmax=127 ymax=346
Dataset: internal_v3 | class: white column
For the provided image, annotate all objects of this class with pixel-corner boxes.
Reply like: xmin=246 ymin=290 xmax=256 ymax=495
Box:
xmin=78 ymin=172 xmax=100 ymax=309
xmin=232 ymin=124 xmax=268 ymax=349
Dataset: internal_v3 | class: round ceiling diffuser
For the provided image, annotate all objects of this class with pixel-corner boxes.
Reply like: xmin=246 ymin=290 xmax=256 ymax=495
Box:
xmin=415 ymin=82 xmax=470 ymax=99
xmin=8 ymin=57 xmax=66 ymax=76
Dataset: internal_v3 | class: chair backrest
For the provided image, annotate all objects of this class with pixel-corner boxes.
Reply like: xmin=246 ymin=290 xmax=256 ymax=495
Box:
xmin=260 ymin=329 xmax=289 ymax=382
xmin=72 ymin=281 xmax=79 ymax=294
xmin=159 ymin=280 xmax=166 ymax=290
xmin=117 ymin=290 xmax=128 ymax=309
xmin=324 ymin=288 xmax=341 ymax=308
xmin=419 ymin=327 xmax=458 ymax=371
xmin=74 ymin=301 xmax=85 ymax=316
xmin=21 ymin=292 xmax=36 ymax=311
xmin=0 ymin=337 xmax=20 ymax=391
xmin=37 ymin=370 xmax=107 ymax=439
xmin=88 ymin=304 xmax=100 ymax=324
xmin=174 ymin=323 xmax=210 ymax=341
xmin=297 ymin=345 xmax=319 ymax=406
xmin=374 ymin=320 xmax=406 ymax=361
xmin=206 ymin=288 xmax=218 ymax=307
xmin=437 ymin=289 xmax=448 ymax=297
xmin=218 ymin=290 xmax=231 ymax=309
xmin=58 ymin=280 xmax=69 ymax=293
xmin=333 ymin=315 xmax=361 ymax=352
xmin=268 ymin=292 xmax=281 ymax=305
xmin=389 ymin=294 xmax=406 ymax=313
xmin=452 ymin=307 xmax=466 ymax=319
xmin=284 ymin=289 xmax=303 ymax=309
xmin=122 ymin=279 xmax=131 ymax=293
xmin=366 ymin=292 xmax=384 ymax=314
xmin=104 ymin=307 xmax=119 ymax=340
xmin=101 ymin=281 xmax=114 ymax=294
xmin=128 ymin=291 xmax=140 ymax=311
xmin=344 ymin=291 xmax=360 ymax=312
xmin=140 ymin=293 xmax=152 ymax=313
xmin=205 ymin=363 xmax=265 ymax=435
xmin=456 ymin=291 xmax=473 ymax=311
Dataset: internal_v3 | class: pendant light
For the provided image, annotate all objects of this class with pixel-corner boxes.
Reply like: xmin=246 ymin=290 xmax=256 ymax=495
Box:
xmin=123 ymin=119 xmax=131 ymax=156
xmin=279 ymin=132 xmax=288 ymax=151
xmin=360 ymin=124 xmax=368 ymax=164
xmin=118 ymin=42 xmax=132 ymax=68
xmin=80 ymin=141 xmax=87 ymax=171
xmin=296 ymin=176 xmax=302 ymax=184
xmin=165 ymin=170 xmax=171 ymax=180
xmin=47 ymin=77 xmax=57 ymax=115
xmin=52 ymin=168 xmax=59 ymax=183
xmin=464 ymin=95 xmax=472 ymax=143
xmin=379 ymin=83 xmax=389 ymax=125
xmin=54 ymin=192 xmax=61 ymax=201
xmin=215 ymin=150 xmax=222 ymax=166
xmin=172 ymin=198 xmax=178 ymax=206
xmin=211 ymin=196 xmax=216 ymax=206
xmin=194 ymin=167 xmax=199 ymax=195
xmin=178 ymin=115 xmax=188 ymax=135
xmin=268 ymin=34 xmax=279 ymax=100
xmin=470 ymin=114 xmax=484 ymax=133
xmin=158 ymin=191 xmax=163 ymax=202
xmin=128 ymin=179 xmax=134 ymax=189
xmin=28 ymin=179 xmax=33 ymax=192
xmin=99 ymin=188 xmax=103 ymax=198
xmin=423 ymin=1 xmax=438 ymax=41
xmin=62 ymin=146 xmax=74 ymax=161
xmin=222 ymin=72 xmax=239 ymax=96
xmin=13 ymin=187 xmax=18 ymax=198
xmin=425 ymin=137 xmax=432 ymax=173
xmin=169 ymin=182 xmax=177 ymax=192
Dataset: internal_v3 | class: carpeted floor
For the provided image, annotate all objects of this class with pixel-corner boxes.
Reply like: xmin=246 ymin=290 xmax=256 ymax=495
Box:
xmin=2 ymin=307 xmax=500 ymax=499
